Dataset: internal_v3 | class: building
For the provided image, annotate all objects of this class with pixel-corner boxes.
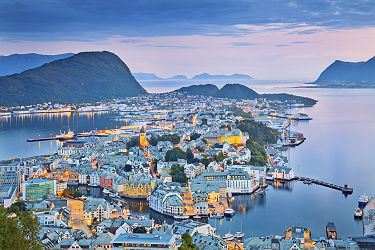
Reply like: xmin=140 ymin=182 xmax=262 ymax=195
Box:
xmin=227 ymin=170 xmax=252 ymax=195
xmin=268 ymin=166 xmax=295 ymax=180
xmin=139 ymin=127 xmax=149 ymax=147
xmin=202 ymin=129 xmax=244 ymax=146
xmin=35 ymin=208 xmax=71 ymax=228
xmin=22 ymin=178 xmax=57 ymax=201
xmin=148 ymin=184 xmax=183 ymax=217
xmin=0 ymin=163 xmax=23 ymax=191
xmin=111 ymin=233 xmax=177 ymax=250
xmin=83 ymin=198 xmax=111 ymax=225
xmin=194 ymin=202 xmax=209 ymax=215
xmin=0 ymin=185 xmax=17 ymax=208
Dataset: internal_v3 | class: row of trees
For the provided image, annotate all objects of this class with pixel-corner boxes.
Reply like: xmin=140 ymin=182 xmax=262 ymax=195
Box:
xmin=0 ymin=203 xmax=42 ymax=249
xmin=170 ymin=164 xmax=188 ymax=183
xmin=149 ymin=134 xmax=181 ymax=146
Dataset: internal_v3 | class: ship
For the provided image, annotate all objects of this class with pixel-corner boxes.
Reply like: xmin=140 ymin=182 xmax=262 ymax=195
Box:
xmin=224 ymin=208 xmax=235 ymax=218
xmin=56 ymin=131 xmax=77 ymax=141
xmin=358 ymin=195 xmax=369 ymax=207
xmin=326 ymin=222 xmax=337 ymax=240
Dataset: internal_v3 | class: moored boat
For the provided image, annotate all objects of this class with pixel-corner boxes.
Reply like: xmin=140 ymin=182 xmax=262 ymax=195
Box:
xmin=358 ymin=195 xmax=369 ymax=207
xmin=211 ymin=213 xmax=224 ymax=219
xmin=354 ymin=207 xmax=363 ymax=218
xmin=224 ymin=208 xmax=235 ymax=217
xmin=222 ymin=233 xmax=234 ymax=241
xmin=234 ymin=232 xmax=245 ymax=239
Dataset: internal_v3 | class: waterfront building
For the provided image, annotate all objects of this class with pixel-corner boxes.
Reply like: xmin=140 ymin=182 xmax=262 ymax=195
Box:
xmin=284 ymin=226 xmax=313 ymax=246
xmin=148 ymin=183 xmax=183 ymax=217
xmin=268 ymin=166 xmax=295 ymax=180
xmin=100 ymin=172 xmax=115 ymax=188
xmin=113 ymin=176 xmax=156 ymax=198
xmin=227 ymin=170 xmax=252 ymax=195
xmin=194 ymin=202 xmax=209 ymax=215
xmin=83 ymin=198 xmax=111 ymax=225
xmin=22 ymin=178 xmax=57 ymax=201
xmin=111 ymin=233 xmax=177 ymax=250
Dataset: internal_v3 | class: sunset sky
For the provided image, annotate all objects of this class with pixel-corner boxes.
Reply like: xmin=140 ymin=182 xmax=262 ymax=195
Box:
xmin=1 ymin=0 xmax=374 ymax=81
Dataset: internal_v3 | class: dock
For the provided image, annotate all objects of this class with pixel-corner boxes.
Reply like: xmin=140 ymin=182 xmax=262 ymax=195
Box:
xmin=295 ymin=176 xmax=353 ymax=195
xmin=27 ymin=133 xmax=94 ymax=142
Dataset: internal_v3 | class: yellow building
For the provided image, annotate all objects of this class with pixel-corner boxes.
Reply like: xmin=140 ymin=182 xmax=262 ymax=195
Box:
xmin=203 ymin=129 xmax=243 ymax=146
xmin=139 ymin=126 xmax=149 ymax=147
xmin=121 ymin=179 xmax=156 ymax=198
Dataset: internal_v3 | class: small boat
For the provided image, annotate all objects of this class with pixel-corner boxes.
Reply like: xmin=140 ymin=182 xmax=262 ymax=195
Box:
xmin=174 ymin=215 xmax=189 ymax=220
xmin=222 ymin=233 xmax=234 ymax=241
xmin=354 ymin=208 xmax=363 ymax=218
xmin=193 ymin=215 xmax=202 ymax=219
xmin=234 ymin=232 xmax=245 ymax=239
xmin=358 ymin=195 xmax=369 ymax=207
xmin=211 ymin=213 xmax=224 ymax=219
xmin=224 ymin=208 xmax=235 ymax=218
xmin=103 ymin=189 xmax=110 ymax=194
xmin=326 ymin=222 xmax=337 ymax=240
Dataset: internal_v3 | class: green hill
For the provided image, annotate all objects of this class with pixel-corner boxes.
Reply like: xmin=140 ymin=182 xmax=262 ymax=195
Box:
xmin=0 ymin=51 xmax=146 ymax=106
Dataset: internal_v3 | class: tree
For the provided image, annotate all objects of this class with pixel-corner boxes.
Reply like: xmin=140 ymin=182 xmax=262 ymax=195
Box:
xmin=246 ymin=139 xmax=268 ymax=166
xmin=72 ymin=190 xmax=82 ymax=198
xmin=0 ymin=206 xmax=42 ymax=249
xmin=126 ymin=137 xmax=139 ymax=149
xmin=214 ymin=152 xmax=225 ymax=162
xmin=61 ymin=188 xmax=71 ymax=197
xmin=179 ymin=233 xmax=198 ymax=250
xmin=165 ymin=147 xmax=187 ymax=162
xmin=133 ymin=227 xmax=147 ymax=233
xmin=195 ymin=146 xmax=205 ymax=152
xmin=186 ymin=148 xmax=197 ymax=164
xmin=189 ymin=133 xmax=201 ymax=141
xmin=170 ymin=164 xmax=188 ymax=183
xmin=8 ymin=201 xmax=27 ymax=212
xmin=149 ymin=134 xmax=181 ymax=146
xmin=201 ymin=157 xmax=214 ymax=167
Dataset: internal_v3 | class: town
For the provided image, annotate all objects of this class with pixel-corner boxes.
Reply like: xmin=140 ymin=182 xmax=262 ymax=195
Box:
xmin=0 ymin=92 xmax=371 ymax=249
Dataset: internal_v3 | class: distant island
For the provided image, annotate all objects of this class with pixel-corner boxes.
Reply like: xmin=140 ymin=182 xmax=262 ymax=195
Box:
xmin=132 ymin=73 xmax=163 ymax=80
xmin=309 ymin=56 xmax=375 ymax=88
xmin=174 ymin=83 xmax=317 ymax=107
xmin=133 ymin=72 xmax=252 ymax=80
xmin=0 ymin=53 xmax=74 ymax=76
xmin=0 ymin=51 xmax=146 ymax=106
xmin=192 ymin=73 xmax=253 ymax=80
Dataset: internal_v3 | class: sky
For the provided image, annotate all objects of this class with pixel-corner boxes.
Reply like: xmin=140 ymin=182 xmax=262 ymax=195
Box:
xmin=0 ymin=0 xmax=375 ymax=81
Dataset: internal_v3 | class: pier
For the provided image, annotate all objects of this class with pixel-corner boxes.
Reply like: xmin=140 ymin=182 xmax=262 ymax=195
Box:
xmin=295 ymin=176 xmax=353 ymax=195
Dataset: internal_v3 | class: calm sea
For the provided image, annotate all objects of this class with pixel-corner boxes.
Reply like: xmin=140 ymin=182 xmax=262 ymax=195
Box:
xmin=1 ymin=79 xmax=374 ymax=238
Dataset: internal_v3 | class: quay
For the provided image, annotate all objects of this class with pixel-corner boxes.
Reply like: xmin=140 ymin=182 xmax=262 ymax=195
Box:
xmin=295 ymin=176 xmax=353 ymax=195
xmin=27 ymin=133 xmax=95 ymax=142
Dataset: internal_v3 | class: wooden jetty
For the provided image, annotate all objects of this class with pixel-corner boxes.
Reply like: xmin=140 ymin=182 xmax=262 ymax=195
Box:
xmin=295 ymin=176 xmax=353 ymax=195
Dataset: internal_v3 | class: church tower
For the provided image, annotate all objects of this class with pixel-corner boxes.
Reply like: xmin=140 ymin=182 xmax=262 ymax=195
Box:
xmin=139 ymin=126 xmax=149 ymax=147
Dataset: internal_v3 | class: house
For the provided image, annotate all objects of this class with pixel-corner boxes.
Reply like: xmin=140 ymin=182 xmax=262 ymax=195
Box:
xmin=268 ymin=166 xmax=295 ymax=180
xmin=83 ymin=198 xmax=111 ymax=225
xmin=194 ymin=202 xmax=209 ymax=215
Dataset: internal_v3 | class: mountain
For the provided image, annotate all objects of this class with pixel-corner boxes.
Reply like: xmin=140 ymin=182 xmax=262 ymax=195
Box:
xmin=217 ymin=83 xmax=259 ymax=99
xmin=313 ymin=56 xmax=375 ymax=86
xmin=173 ymin=83 xmax=317 ymax=106
xmin=174 ymin=84 xmax=219 ymax=96
xmin=0 ymin=53 xmax=74 ymax=76
xmin=133 ymin=73 xmax=163 ymax=80
xmin=192 ymin=73 xmax=253 ymax=80
xmin=169 ymin=75 xmax=188 ymax=80
xmin=0 ymin=51 xmax=147 ymax=106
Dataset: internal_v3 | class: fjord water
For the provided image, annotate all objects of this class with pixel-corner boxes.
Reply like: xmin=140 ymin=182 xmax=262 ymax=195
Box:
xmin=1 ymin=80 xmax=374 ymax=238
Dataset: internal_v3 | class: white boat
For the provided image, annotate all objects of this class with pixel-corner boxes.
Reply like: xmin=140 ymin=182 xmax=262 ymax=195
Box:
xmin=224 ymin=208 xmax=235 ymax=217
xmin=354 ymin=208 xmax=363 ymax=218
xmin=222 ymin=233 xmax=234 ymax=241
xmin=211 ymin=213 xmax=224 ymax=219
xmin=234 ymin=232 xmax=245 ymax=239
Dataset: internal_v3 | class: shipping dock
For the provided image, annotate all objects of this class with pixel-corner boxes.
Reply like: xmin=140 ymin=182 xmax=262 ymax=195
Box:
xmin=295 ymin=176 xmax=353 ymax=195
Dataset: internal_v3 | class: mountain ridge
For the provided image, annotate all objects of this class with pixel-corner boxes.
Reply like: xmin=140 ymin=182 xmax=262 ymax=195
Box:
xmin=0 ymin=53 xmax=74 ymax=76
xmin=312 ymin=56 xmax=375 ymax=87
xmin=0 ymin=51 xmax=146 ymax=106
